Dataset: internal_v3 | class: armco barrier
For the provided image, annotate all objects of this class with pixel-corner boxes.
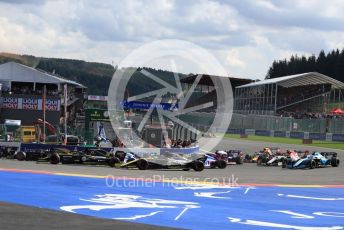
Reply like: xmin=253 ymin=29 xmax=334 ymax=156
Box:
xmin=255 ymin=130 xmax=270 ymax=136
xmin=160 ymin=146 xmax=199 ymax=155
xmin=20 ymin=143 xmax=93 ymax=152
xmin=227 ymin=129 xmax=344 ymax=142
xmin=274 ymin=131 xmax=286 ymax=137
xmin=332 ymin=134 xmax=344 ymax=142
xmin=227 ymin=129 xmax=243 ymax=134
xmin=19 ymin=143 xmax=199 ymax=156
xmin=290 ymin=132 xmax=304 ymax=139
xmin=309 ymin=133 xmax=326 ymax=140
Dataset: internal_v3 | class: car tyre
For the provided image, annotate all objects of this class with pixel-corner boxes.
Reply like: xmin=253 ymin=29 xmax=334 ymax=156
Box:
xmin=217 ymin=160 xmax=227 ymax=169
xmin=331 ymin=158 xmax=339 ymax=167
xmin=282 ymin=158 xmax=287 ymax=168
xmin=257 ymin=157 xmax=262 ymax=166
xmin=108 ymin=157 xmax=120 ymax=167
xmin=193 ymin=160 xmax=204 ymax=171
xmin=309 ymin=160 xmax=316 ymax=169
xmin=16 ymin=151 xmax=26 ymax=161
xmin=50 ymin=153 xmax=60 ymax=164
xmin=137 ymin=159 xmax=149 ymax=170
xmin=235 ymin=157 xmax=243 ymax=165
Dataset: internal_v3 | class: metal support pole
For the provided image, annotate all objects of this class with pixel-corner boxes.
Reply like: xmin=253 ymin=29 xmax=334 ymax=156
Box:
xmin=339 ymin=89 xmax=341 ymax=108
xmin=274 ymin=83 xmax=278 ymax=115
xmin=64 ymin=84 xmax=68 ymax=145
xmin=262 ymin=85 xmax=266 ymax=114
xmin=43 ymin=85 xmax=46 ymax=143
xmin=270 ymin=84 xmax=273 ymax=112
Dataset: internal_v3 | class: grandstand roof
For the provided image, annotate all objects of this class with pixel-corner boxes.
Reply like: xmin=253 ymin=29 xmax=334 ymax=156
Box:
xmin=0 ymin=61 xmax=86 ymax=88
xmin=237 ymin=72 xmax=344 ymax=89
xmin=181 ymin=74 xmax=253 ymax=87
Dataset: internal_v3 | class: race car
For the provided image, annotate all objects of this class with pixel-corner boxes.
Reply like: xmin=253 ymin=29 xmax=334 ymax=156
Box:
xmin=202 ymin=153 xmax=227 ymax=169
xmin=118 ymin=152 xmax=205 ymax=171
xmin=282 ymin=151 xmax=340 ymax=169
xmin=244 ymin=153 xmax=260 ymax=163
xmin=226 ymin=150 xmax=244 ymax=165
xmin=311 ymin=152 xmax=340 ymax=167
xmin=214 ymin=150 xmax=244 ymax=165
xmin=282 ymin=156 xmax=316 ymax=169
xmin=38 ymin=148 xmax=120 ymax=167
xmin=256 ymin=147 xmax=287 ymax=166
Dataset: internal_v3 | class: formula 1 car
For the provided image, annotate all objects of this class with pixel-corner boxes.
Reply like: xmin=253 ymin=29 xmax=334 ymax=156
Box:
xmin=244 ymin=153 xmax=259 ymax=163
xmin=117 ymin=152 xmax=205 ymax=171
xmin=282 ymin=154 xmax=317 ymax=169
xmin=202 ymin=153 xmax=227 ymax=169
xmin=227 ymin=150 xmax=244 ymax=165
xmin=282 ymin=151 xmax=340 ymax=169
xmin=1 ymin=147 xmax=24 ymax=160
xmin=38 ymin=148 xmax=120 ymax=167
xmin=312 ymin=152 xmax=340 ymax=167
xmin=256 ymin=147 xmax=286 ymax=166
xmin=214 ymin=150 xmax=244 ymax=165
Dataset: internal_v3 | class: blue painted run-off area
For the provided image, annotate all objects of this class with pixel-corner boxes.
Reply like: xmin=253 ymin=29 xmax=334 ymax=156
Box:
xmin=0 ymin=171 xmax=343 ymax=230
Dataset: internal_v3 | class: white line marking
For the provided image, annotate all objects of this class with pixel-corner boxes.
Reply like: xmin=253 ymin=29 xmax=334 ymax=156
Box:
xmin=175 ymin=208 xmax=188 ymax=221
xmin=115 ymin=211 xmax=162 ymax=220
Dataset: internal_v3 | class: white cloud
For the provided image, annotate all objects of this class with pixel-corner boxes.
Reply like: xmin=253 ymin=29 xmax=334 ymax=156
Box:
xmin=0 ymin=0 xmax=344 ymax=79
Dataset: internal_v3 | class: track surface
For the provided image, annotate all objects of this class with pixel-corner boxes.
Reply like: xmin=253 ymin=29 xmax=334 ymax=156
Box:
xmin=0 ymin=201 xmax=175 ymax=230
xmin=0 ymin=138 xmax=343 ymax=230
xmin=1 ymin=137 xmax=343 ymax=185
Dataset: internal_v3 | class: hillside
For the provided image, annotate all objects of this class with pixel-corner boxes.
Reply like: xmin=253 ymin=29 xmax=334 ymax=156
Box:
xmin=0 ymin=53 xmax=185 ymax=95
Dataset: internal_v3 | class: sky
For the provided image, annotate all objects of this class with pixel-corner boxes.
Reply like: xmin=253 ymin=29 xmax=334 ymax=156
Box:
xmin=0 ymin=0 xmax=344 ymax=79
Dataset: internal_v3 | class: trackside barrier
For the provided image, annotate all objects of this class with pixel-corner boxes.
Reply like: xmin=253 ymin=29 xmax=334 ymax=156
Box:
xmin=17 ymin=143 xmax=199 ymax=157
xmin=224 ymin=129 xmax=344 ymax=142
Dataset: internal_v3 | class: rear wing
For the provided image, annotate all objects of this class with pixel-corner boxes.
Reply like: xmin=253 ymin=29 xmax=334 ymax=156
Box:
xmin=319 ymin=152 xmax=337 ymax=158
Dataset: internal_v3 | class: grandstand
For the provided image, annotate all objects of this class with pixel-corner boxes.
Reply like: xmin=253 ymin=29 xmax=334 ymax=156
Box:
xmin=0 ymin=61 xmax=86 ymax=128
xmin=180 ymin=74 xmax=253 ymax=112
xmin=234 ymin=72 xmax=344 ymax=115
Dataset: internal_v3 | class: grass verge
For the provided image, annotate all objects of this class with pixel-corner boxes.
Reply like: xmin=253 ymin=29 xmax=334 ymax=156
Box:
xmin=224 ymin=133 xmax=344 ymax=150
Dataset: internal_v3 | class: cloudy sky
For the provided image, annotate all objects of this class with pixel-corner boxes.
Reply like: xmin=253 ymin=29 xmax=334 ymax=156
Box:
xmin=0 ymin=0 xmax=344 ymax=79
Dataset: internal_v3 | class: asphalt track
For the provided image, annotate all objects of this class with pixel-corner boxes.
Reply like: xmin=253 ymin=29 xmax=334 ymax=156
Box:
xmin=1 ymin=137 xmax=343 ymax=185
xmin=0 ymin=137 xmax=343 ymax=230
xmin=0 ymin=201 xmax=175 ymax=230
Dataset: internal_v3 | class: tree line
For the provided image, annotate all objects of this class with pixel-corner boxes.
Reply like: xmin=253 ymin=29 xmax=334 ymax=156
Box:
xmin=266 ymin=49 xmax=344 ymax=83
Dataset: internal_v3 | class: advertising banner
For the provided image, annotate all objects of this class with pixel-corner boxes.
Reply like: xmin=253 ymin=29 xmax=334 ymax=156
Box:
xmin=273 ymin=131 xmax=286 ymax=137
xmin=309 ymin=133 xmax=326 ymax=140
xmin=88 ymin=95 xmax=108 ymax=101
xmin=1 ymin=97 xmax=60 ymax=111
xmin=290 ymin=132 xmax=304 ymax=139
xmin=45 ymin=99 xmax=60 ymax=111
xmin=88 ymin=109 xmax=110 ymax=121
xmin=332 ymin=134 xmax=344 ymax=142
xmin=1 ymin=97 xmax=19 ymax=109
xmin=245 ymin=129 xmax=255 ymax=135
xmin=22 ymin=98 xmax=39 ymax=110
xmin=122 ymin=100 xmax=178 ymax=110
xmin=255 ymin=130 xmax=270 ymax=136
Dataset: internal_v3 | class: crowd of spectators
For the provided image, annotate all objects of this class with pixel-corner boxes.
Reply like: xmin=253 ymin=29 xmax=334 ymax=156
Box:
xmin=163 ymin=139 xmax=197 ymax=148
xmin=4 ymin=86 xmax=59 ymax=96
xmin=277 ymin=84 xmax=331 ymax=107
xmin=278 ymin=111 xmax=344 ymax=119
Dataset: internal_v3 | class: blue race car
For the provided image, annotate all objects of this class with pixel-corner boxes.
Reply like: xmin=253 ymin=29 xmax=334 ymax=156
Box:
xmin=282 ymin=151 xmax=340 ymax=169
xmin=282 ymin=154 xmax=316 ymax=169
xmin=203 ymin=153 xmax=227 ymax=169
xmin=311 ymin=152 xmax=340 ymax=168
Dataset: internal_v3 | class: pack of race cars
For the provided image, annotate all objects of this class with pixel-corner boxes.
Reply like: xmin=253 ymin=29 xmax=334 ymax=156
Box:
xmin=244 ymin=147 xmax=340 ymax=169
xmin=0 ymin=146 xmax=340 ymax=171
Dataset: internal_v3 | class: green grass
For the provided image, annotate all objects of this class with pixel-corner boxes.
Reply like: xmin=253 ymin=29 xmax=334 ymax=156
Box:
xmin=224 ymin=134 xmax=344 ymax=150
